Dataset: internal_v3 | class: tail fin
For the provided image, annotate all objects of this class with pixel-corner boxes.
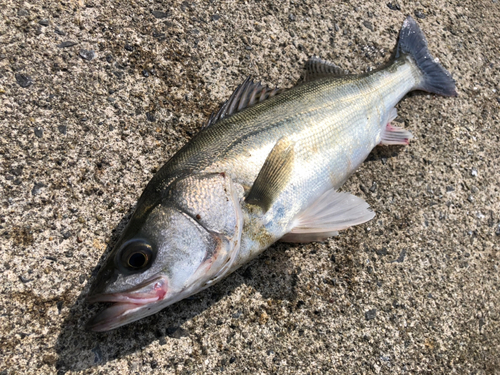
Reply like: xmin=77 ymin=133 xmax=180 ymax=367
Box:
xmin=396 ymin=16 xmax=457 ymax=97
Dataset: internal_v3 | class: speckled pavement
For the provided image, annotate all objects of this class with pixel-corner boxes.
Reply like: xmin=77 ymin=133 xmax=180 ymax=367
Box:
xmin=1 ymin=0 xmax=499 ymax=374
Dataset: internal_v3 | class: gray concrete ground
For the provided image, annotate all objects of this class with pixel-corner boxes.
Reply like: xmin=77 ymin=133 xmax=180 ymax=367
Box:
xmin=1 ymin=0 xmax=499 ymax=374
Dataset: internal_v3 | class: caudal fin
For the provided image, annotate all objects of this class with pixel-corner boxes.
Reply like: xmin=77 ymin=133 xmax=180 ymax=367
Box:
xmin=396 ymin=16 xmax=457 ymax=97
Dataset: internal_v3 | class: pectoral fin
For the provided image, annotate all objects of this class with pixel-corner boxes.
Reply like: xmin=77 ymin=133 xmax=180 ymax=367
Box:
xmin=280 ymin=190 xmax=375 ymax=243
xmin=245 ymin=137 xmax=295 ymax=212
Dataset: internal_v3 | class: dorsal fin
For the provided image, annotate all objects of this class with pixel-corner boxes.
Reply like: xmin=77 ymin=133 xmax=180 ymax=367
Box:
xmin=203 ymin=77 xmax=282 ymax=129
xmin=304 ymin=56 xmax=349 ymax=82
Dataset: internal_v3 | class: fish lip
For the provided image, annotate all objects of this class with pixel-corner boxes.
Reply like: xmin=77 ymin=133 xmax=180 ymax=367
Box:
xmin=86 ymin=275 xmax=168 ymax=305
xmin=86 ymin=276 xmax=169 ymax=332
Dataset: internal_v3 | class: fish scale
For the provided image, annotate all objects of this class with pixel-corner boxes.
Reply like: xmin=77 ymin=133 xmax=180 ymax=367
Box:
xmin=202 ymin=67 xmax=410 ymax=229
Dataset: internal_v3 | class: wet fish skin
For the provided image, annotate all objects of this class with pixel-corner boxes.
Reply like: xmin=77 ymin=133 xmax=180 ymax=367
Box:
xmin=86 ymin=16 xmax=456 ymax=331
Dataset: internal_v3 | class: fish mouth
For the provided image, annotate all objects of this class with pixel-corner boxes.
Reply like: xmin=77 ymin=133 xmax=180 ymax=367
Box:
xmin=86 ymin=276 xmax=168 ymax=332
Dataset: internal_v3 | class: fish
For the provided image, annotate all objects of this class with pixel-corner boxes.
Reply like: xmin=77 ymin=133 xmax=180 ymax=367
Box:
xmin=86 ymin=16 xmax=456 ymax=331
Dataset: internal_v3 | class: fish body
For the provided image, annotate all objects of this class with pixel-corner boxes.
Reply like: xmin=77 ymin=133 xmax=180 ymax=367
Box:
xmin=87 ymin=17 xmax=456 ymax=331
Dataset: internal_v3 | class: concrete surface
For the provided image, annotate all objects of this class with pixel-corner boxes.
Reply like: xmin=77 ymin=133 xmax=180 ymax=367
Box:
xmin=1 ymin=0 xmax=499 ymax=374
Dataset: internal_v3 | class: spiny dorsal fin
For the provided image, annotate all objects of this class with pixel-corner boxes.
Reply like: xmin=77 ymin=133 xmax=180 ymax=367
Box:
xmin=304 ymin=56 xmax=349 ymax=82
xmin=203 ymin=77 xmax=282 ymax=129
xmin=245 ymin=137 xmax=295 ymax=213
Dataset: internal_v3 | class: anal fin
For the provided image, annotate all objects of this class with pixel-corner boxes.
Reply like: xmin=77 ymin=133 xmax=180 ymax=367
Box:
xmin=381 ymin=124 xmax=414 ymax=146
xmin=380 ymin=108 xmax=413 ymax=146
xmin=280 ymin=190 xmax=375 ymax=243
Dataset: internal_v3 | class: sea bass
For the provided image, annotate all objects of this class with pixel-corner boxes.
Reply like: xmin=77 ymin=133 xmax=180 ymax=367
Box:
xmin=87 ymin=17 xmax=456 ymax=331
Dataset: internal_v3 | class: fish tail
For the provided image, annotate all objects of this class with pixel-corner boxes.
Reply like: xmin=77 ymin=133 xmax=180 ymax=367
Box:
xmin=396 ymin=16 xmax=457 ymax=97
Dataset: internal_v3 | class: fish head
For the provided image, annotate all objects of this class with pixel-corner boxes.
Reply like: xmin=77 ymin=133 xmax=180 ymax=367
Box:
xmin=86 ymin=172 xmax=243 ymax=331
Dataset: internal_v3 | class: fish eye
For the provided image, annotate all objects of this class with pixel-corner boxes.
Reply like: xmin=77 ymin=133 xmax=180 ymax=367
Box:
xmin=118 ymin=240 xmax=154 ymax=272
xmin=128 ymin=251 xmax=149 ymax=268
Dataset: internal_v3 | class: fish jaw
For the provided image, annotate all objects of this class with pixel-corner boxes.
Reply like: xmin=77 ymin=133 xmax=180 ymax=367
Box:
xmin=86 ymin=276 xmax=169 ymax=331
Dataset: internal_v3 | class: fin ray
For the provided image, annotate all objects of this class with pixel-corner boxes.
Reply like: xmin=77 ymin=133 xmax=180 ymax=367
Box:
xmin=381 ymin=124 xmax=413 ymax=145
xmin=380 ymin=107 xmax=413 ymax=145
xmin=397 ymin=16 xmax=457 ymax=97
xmin=281 ymin=190 xmax=375 ymax=243
xmin=304 ymin=56 xmax=349 ymax=82
xmin=204 ymin=77 xmax=282 ymax=129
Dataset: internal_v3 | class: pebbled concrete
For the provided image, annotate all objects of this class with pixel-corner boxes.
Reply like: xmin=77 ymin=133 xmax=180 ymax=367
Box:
xmin=1 ymin=0 xmax=499 ymax=374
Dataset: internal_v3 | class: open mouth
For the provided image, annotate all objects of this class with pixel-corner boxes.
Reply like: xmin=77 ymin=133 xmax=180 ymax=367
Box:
xmin=86 ymin=276 xmax=168 ymax=332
